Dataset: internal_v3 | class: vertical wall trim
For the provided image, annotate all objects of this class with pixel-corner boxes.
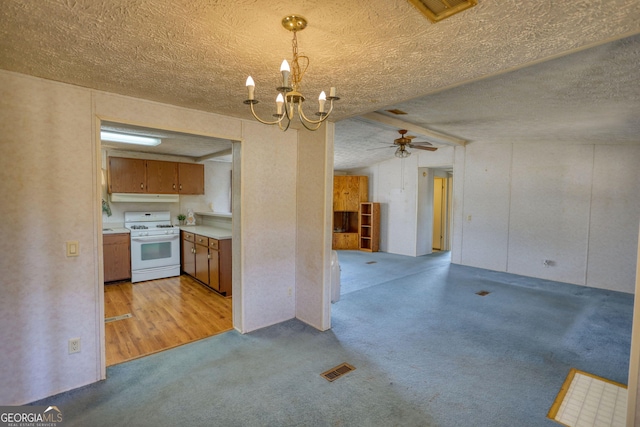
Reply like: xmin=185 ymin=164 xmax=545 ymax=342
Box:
xmin=232 ymin=136 xmax=244 ymax=333
xmin=584 ymin=144 xmax=596 ymax=286
xmin=92 ymin=94 xmax=107 ymax=381
xmin=460 ymin=146 xmax=467 ymax=264
xmin=626 ymin=223 xmax=640 ymax=427
xmin=505 ymin=143 xmax=514 ymax=272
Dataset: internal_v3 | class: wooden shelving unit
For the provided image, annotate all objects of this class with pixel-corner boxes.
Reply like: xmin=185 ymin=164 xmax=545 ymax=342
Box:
xmin=332 ymin=175 xmax=368 ymax=250
xmin=359 ymin=202 xmax=380 ymax=252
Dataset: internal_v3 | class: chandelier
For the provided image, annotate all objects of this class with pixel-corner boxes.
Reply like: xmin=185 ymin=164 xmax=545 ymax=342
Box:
xmin=244 ymin=15 xmax=339 ymax=131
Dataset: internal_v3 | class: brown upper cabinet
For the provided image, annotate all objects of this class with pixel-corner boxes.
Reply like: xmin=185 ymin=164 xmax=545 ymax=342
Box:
xmin=178 ymin=163 xmax=205 ymax=195
xmin=146 ymin=159 xmax=178 ymax=194
xmin=333 ymin=176 xmax=368 ymax=212
xmin=108 ymin=157 xmax=204 ymax=195
xmin=108 ymin=157 xmax=146 ymax=193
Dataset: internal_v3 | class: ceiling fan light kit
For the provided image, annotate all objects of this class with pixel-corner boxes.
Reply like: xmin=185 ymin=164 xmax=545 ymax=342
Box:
xmin=244 ymin=15 xmax=339 ymax=131
xmin=395 ymin=146 xmax=411 ymax=158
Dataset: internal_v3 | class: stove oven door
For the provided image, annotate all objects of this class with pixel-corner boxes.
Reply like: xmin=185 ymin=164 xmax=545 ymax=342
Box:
xmin=130 ymin=234 xmax=180 ymax=271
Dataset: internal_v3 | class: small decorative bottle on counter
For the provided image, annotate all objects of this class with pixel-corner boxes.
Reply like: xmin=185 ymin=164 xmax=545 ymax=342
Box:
xmin=186 ymin=208 xmax=196 ymax=226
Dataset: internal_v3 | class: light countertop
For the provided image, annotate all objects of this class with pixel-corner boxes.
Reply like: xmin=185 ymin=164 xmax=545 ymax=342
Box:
xmin=102 ymin=226 xmax=129 ymax=235
xmin=195 ymin=211 xmax=232 ymax=218
xmin=179 ymin=225 xmax=232 ymax=240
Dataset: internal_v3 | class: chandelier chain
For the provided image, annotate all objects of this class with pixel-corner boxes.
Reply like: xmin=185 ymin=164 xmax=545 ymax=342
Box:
xmin=290 ymin=31 xmax=308 ymax=92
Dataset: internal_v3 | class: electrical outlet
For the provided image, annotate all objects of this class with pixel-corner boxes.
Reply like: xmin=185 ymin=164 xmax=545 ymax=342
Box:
xmin=68 ymin=338 xmax=81 ymax=354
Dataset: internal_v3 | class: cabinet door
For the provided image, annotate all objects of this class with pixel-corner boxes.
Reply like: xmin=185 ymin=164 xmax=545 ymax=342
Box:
xmin=344 ymin=176 xmax=362 ymax=211
xmin=218 ymin=239 xmax=232 ymax=296
xmin=334 ymin=176 xmax=368 ymax=212
xmin=182 ymin=238 xmax=195 ymax=277
xmin=103 ymin=233 xmax=131 ymax=282
xmin=332 ymin=232 xmax=359 ymax=250
xmin=146 ymin=160 xmax=178 ymax=194
xmin=195 ymin=242 xmax=209 ymax=284
xmin=208 ymin=248 xmax=220 ymax=291
xmin=178 ymin=163 xmax=205 ymax=195
xmin=108 ymin=157 xmax=146 ymax=193
xmin=358 ymin=176 xmax=369 ymax=205
xmin=333 ymin=176 xmax=353 ymax=211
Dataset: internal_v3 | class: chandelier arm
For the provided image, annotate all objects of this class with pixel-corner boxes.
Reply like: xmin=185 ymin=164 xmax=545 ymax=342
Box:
xmin=296 ymin=100 xmax=335 ymax=125
xmin=277 ymin=116 xmax=292 ymax=131
xmin=299 ymin=117 xmax=324 ymax=131
xmin=249 ymin=102 xmax=285 ymax=125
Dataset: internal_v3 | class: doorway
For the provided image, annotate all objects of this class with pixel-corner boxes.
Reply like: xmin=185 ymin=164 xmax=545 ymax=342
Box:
xmin=432 ymin=171 xmax=452 ymax=252
xmin=432 ymin=176 xmax=452 ymax=251
xmin=98 ymin=121 xmax=239 ymax=366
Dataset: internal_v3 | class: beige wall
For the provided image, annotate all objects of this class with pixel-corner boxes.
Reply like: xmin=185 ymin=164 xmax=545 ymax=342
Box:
xmin=295 ymin=126 xmax=334 ymax=330
xmin=0 ymin=70 xmax=99 ymax=407
xmin=453 ymin=142 xmax=640 ymax=292
xmin=0 ymin=70 xmax=332 ymax=405
xmin=238 ymin=121 xmax=298 ymax=332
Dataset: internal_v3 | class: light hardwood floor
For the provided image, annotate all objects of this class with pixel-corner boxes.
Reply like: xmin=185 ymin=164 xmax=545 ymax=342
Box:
xmin=104 ymin=274 xmax=233 ymax=366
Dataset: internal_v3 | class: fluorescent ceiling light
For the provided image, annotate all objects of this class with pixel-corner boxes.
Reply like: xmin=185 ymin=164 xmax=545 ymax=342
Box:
xmin=100 ymin=131 xmax=161 ymax=146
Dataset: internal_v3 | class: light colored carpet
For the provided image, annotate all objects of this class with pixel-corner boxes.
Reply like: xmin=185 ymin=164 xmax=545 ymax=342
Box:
xmin=31 ymin=251 xmax=634 ymax=426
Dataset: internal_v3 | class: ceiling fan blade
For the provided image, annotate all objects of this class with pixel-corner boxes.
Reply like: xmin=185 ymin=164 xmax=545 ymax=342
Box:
xmin=409 ymin=144 xmax=438 ymax=151
xmin=407 ymin=140 xmax=433 ymax=146
xmin=367 ymin=145 xmax=395 ymax=151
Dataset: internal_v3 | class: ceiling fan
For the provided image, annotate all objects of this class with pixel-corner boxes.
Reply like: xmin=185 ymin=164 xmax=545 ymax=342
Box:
xmin=391 ymin=129 xmax=438 ymax=158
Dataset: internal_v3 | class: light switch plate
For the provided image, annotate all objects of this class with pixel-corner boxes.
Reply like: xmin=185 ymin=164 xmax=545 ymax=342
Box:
xmin=66 ymin=241 xmax=79 ymax=257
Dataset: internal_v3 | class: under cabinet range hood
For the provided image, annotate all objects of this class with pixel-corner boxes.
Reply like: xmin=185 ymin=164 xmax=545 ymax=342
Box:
xmin=110 ymin=193 xmax=180 ymax=203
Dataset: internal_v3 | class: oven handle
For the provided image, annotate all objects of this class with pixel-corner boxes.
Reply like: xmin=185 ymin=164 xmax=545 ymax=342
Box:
xmin=131 ymin=234 xmax=180 ymax=243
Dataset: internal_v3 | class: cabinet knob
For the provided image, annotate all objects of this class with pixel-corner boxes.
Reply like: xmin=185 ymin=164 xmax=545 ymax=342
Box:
xmin=173 ymin=184 xmax=176 ymax=189
xmin=208 ymin=254 xmax=211 ymax=259
xmin=179 ymin=184 xmax=183 ymax=190
xmin=140 ymin=183 xmax=144 ymax=189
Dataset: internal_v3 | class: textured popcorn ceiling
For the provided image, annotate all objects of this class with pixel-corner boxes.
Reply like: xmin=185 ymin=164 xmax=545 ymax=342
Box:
xmin=1 ymin=0 xmax=639 ymax=169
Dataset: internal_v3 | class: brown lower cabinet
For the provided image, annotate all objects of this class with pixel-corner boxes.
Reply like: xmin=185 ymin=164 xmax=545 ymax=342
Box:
xmin=181 ymin=230 xmax=232 ymax=296
xmin=332 ymin=232 xmax=359 ymax=250
xmin=103 ymin=233 xmax=131 ymax=282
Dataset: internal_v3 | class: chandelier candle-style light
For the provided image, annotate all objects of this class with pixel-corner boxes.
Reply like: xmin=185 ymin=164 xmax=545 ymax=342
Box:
xmin=244 ymin=15 xmax=339 ymax=131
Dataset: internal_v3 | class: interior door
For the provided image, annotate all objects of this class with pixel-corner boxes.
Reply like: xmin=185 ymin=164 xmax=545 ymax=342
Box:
xmin=433 ymin=177 xmax=444 ymax=250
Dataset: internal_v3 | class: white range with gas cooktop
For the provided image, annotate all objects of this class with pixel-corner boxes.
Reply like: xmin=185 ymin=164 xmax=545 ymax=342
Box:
xmin=124 ymin=211 xmax=180 ymax=283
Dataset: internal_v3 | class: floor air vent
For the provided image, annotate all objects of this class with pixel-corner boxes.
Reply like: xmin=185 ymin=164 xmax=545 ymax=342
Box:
xmin=321 ymin=363 xmax=356 ymax=382
xmin=407 ymin=0 xmax=477 ymax=23
xmin=476 ymin=290 xmax=490 ymax=296
xmin=105 ymin=313 xmax=133 ymax=323
xmin=366 ymin=261 xmax=377 ymax=265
